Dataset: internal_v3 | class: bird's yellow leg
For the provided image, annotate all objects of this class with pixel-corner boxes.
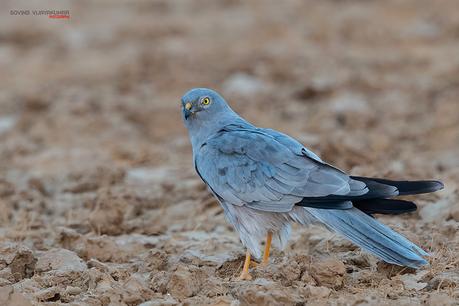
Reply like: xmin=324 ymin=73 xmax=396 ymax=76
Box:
xmin=238 ymin=250 xmax=253 ymax=280
xmin=261 ymin=231 xmax=273 ymax=266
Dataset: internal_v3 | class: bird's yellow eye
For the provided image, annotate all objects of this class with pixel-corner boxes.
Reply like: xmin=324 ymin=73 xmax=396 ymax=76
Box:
xmin=201 ymin=97 xmax=211 ymax=105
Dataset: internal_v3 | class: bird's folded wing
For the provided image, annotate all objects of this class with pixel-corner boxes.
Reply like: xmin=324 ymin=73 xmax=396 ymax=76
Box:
xmin=195 ymin=125 xmax=368 ymax=212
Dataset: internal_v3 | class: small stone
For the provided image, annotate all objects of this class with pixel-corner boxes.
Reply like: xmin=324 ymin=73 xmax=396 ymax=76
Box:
xmin=0 ymin=242 xmax=36 ymax=282
xmin=166 ymin=265 xmax=201 ymax=300
xmin=63 ymin=285 xmax=83 ymax=296
xmin=35 ymin=249 xmax=87 ymax=274
xmin=87 ymin=258 xmax=109 ymax=272
xmin=398 ymin=273 xmax=428 ymax=291
xmin=310 ymin=258 xmax=346 ymax=289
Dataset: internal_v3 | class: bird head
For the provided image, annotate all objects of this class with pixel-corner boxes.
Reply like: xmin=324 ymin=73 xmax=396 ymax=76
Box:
xmin=180 ymin=88 xmax=243 ymax=150
xmin=180 ymin=88 xmax=230 ymax=122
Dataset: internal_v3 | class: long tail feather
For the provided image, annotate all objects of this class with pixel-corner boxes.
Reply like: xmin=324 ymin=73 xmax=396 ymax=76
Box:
xmin=351 ymin=176 xmax=444 ymax=196
xmin=353 ymin=199 xmax=417 ymax=215
xmin=306 ymin=206 xmax=429 ymax=268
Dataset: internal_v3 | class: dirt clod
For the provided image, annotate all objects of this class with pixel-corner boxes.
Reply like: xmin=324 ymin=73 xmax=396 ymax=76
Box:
xmin=35 ymin=249 xmax=87 ymax=274
xmin=167 ymin=265 xmax=203 ymax=300
xmin=0 ymin=243 xmax=36 ymax=283
xmin=310 ymin=258 xmax=346 ymax=289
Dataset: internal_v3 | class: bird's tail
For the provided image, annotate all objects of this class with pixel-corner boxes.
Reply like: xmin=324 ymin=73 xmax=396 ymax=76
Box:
xmin=351 ymin=176 xmax=444 ymax=196
xmin=304 ymin=206 xmax=429 ymax=268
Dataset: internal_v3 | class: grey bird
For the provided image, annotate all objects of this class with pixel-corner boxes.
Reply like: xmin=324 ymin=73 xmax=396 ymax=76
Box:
xmin=181 ymin=87 xmax=444 ymax=280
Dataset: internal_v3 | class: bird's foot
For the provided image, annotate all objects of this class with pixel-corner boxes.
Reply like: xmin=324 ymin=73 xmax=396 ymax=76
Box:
xmin=237 ymin=250 xmax=254 ymax=281
xmin=238 ymin=271 xmax=252 ymax=281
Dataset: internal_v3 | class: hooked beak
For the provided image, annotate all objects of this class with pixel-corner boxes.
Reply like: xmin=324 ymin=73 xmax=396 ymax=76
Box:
xmin=183 ymin=102 xmax=193 ymax=120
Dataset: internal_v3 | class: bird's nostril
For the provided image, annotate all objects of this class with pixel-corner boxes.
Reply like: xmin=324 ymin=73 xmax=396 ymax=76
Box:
xmin=185 ymin=102 xmax=192 ymax=110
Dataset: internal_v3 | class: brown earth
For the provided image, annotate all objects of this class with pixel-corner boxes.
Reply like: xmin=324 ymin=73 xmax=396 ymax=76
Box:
xmin=0 ymin=0 xmax=458 ymax=305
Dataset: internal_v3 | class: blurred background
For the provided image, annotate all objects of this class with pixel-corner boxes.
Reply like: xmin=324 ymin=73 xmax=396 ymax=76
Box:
xmin=0 ymin=0 xmax=458 ymax=305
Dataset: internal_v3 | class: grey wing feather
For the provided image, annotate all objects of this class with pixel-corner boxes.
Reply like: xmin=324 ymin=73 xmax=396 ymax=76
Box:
xmin=195 ymin=125 xmax=368 ymax=212
xmin=262 ymin=128 xmax=323 ymax=162
xmin=263 ymin=128 xmax=368 ymax=196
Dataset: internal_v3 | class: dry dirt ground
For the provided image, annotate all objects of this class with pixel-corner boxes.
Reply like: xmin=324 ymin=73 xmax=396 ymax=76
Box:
xmin=0 ymin=0 xmax=458 ymax=305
